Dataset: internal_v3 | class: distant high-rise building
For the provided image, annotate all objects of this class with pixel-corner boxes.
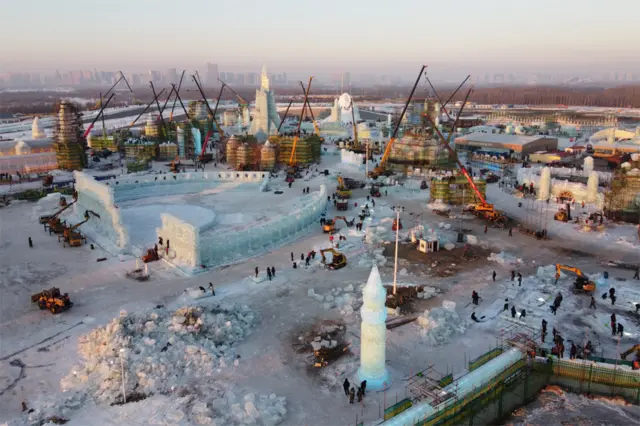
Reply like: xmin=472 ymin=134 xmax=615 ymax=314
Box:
xmin=250 ymin=65 xmax=280 ymax=140
xmin=165 ymin=68 xmax=178 ymax=84
xmin=206 ymin=63 xmax=219 ymax=86
xmin=341 ymin=72 xmax=351 ymax=92
xmin=236 ymin=73 xmax=246 ymax=86
xmin=247 ymin=72 xmax=258 ymax=86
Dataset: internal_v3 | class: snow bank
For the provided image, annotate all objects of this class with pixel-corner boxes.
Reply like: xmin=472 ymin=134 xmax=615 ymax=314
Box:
xmin=416 ymin=301 xmax=468 ymax=346
xmin=307 ymin=283 xmax=363 ymax=316
xmin=340 ymin=149 xmax=364 ymax=166
xmin=37 ymin=304 xmax=288 ymax=426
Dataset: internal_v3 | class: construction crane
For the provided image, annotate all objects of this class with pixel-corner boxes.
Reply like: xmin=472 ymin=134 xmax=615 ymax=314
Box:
xmin=277 ymin=99 xmax=294 ymax=134
xmin=555 ymin=264 xmax=596 ymax=293
xmin=299 ymin=81 xmax=321 ymax=137
xmin=192 ymin=75 xmax=226 ymax=162
xmin=149 ymin=81 xmax=169 ymax=139
xmin=322 ymin=216 xmax=353 ymax=233
xmin=83 ymin=93 xmax=115 ymax=138
xmin=369 ymin=65 xmax=427 ymax=179
xmin=336 ymin=176 xmax=352 ymax=199
xmin=350 ymin=98 xmax=359 ymax=150
xmin=219 ymin=79 xmax=249 ymax=112
xmin=620 ymin=344 xmax=640 ymax=364
xmin=170 ymin=84 xmax=191 ymax=121
xmin=289 ymin=77 xmax=313 ymax=169
xmin=320 ymin=248 xmax=347 ymax=270
xmin=422 ymin=87 xmax=507 ymax=226
xmin=129 ymin=88 xmax=166 ymax=127
xmin=169 ymin=70 xmax=186 ymax=121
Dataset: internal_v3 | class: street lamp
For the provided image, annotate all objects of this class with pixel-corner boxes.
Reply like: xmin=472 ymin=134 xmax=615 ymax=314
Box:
xmin=119 ymin=348 xmax=127 ymax=404
xmin=391 ymin=205 xmax=405 ymax=296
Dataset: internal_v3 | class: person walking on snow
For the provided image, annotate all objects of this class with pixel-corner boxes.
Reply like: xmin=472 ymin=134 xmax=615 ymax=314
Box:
xmin=267 ymin=268 xmax=272 ymax=281
xmin=484 ymin=225 xmax=488 ymax=234
xmin=492 ymin=271 xmax=496 ymax=282
xmin=360 ymin=380 xmax=367 ymax=396
xmin=617 ymin=323 xmax=624 ymax=337
xmin=209 ymin=283 xmax=215 ymax=296
xmin=503 ymin=299 xmax=509 ymax=311
xmin=590 ymin=296 xmax=596 ymax=309
xmin=349 ymin=388 xmax=355 ymax=404
xmin=290 ymin=252 xmax=294 ymax=262
xmin=28 ymin=237 xmax=33 ymax=248
xmin=343 ymin=378 xmax=350 ymax=396
xmin=518 ymin=273 xmax=523 ymax=286
xmin=511 ymin=270 xmax=515 ymax=281
xmin=634 ymin=267 xmax=639 ymax=280
xmin=356 ymin=387 xmax=363 ymax=402
xmin=472 ymin=291 xmax=479 ymax=306
xmin=511 ymin=306 xmax=517 ymax=318
xmin=508 ymin=228 xmax=513 ymax=237
xmin=271 ymin=266 xmax=276 ymax=277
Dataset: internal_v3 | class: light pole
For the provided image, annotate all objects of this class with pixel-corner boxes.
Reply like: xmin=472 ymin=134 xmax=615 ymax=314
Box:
xmin=391 ymin=206 xmax=405 ymax=296
xmin=119 ymin=348 xmax=127 ymax=404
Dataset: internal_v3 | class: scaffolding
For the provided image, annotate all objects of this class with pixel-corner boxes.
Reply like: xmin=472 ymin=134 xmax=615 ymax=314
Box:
xmin=429 ymin=175 xmax=487 ymax=205
xmin=53 ymin=101 xmax=87 ymax=171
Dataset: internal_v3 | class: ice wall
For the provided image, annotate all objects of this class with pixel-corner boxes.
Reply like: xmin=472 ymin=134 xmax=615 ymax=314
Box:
xmin=194 ymin=185 xmax=328 ymax=272
xmin=340 ymin=149 xmax=364 ymax=166
xmin=74 ymin=171 xmax=129 ymax=249
xmin=157 ymin=214 xmax=201 ymax=268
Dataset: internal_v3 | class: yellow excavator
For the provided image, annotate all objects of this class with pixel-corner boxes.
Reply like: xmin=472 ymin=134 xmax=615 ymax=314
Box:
xmin=322 ymin=216 xmax=353 ymax=233
xmin=555 ymin=264 xmax=596 ymax=293
xmin=59 ymin=210 xmax=100 ymax=247
xmin=621 ymin=345 xmax=640 ymax=369
xmin=336 ymin=176 xmax=352 ymax=199
xmin=170 ymin=156 xmax=180 ymax=173
xmin=320 ymin=248 xmax=347 ymax=270
xmin=554 ymin=203 xmax=571 ymax=222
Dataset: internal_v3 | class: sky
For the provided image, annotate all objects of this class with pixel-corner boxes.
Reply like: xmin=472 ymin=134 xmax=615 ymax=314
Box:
xmin=1 ymin=0 xmax=639 ymax=77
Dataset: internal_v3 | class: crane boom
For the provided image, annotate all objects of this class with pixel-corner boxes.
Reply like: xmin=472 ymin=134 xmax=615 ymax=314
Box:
xmin=374 ymin=65 xmax=427 ymax=175
xmin=277 ymin=99 xmax=293 ymax=133
xmin=149 ymin=81 xmax=168 ymax=139
xmin=299 ymin=81 xmax=320 ymax=136
xmin=219 ymin=80 xmax=248 ymax=106
xmin=191 ymin=75 xmax=225 ymax=138
xmin=171 ymin=84 xmax=190 ymax=121
xmin=201 ymin=83 xmax=227 ymax=158
xmin=170 ymin=70 xmax=186 ymax=121
xmin=129 ymin=88 xmax=166 ymax=127
xmin=425 ymin=74 xmax=470 ymax=122
xmin=350 ymin=99 xmax=358 ymax=148
xmin=423 ymin=87 xmax=487 ymax=206
xmin=83 ymin=93 xmax=115 ymax=138
xmin=290 ymin=77 xmax=313 ymax=166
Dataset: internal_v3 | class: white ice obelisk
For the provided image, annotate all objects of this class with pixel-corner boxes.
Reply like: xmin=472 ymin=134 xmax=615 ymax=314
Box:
xmin=357 ymin=265 xmax=389 ymax=390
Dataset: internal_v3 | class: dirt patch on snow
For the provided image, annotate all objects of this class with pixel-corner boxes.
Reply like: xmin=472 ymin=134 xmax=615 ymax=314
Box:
xmin=383 ymin=243 xmax=492 ymax=277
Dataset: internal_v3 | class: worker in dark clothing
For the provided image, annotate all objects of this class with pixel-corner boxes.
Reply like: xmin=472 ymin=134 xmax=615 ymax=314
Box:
xmin=471 ymin=312 xmax=480 ymax=322
xmin=290 ymin=252 xmax=294 ymax=261
xmin=300 ymin=253 xmax=304 ymax=261
xmin=209 ymin=283 xmax=215 ymax=296
xmin=349 ymin=387 xmax=355 ymax=404
xmin=511 ymin=270 xmax=515 ymax=281
xmin=590 ymin=296 xmax=596 ymax=309
xmin=361 ymin=380 xmax=367 ymax=396
xmin=271 ymin=266 xmax=276 ymax=277
xmin=611 ymin=294 xmax=616 ymax=305
xmin=267 ymin=268 xmax=272 ymax=281
xmin=508 ymin=228 xmax=513 ymax=236
xmin=634 ymin=267 xmax=640 ymax=280
xmin=542 ymin=319 xmax=548 ymax=333
xmin=293 ymin=262 xmax=297 ymax=269
xmin=503 ymin=299 xmax=509 ymax=311
xmin=472 ymin=291 xmax=479 ymax=305
xmin=158 ymin=237 xmax=163 ymax=245
xmin=372 ymin=199 xmax=376 ymax=208
xmin=550 ymin=304 xmax=558 ymax=315
xmin=305 ymin=256 xmax=310 ymax=266
xmin=609 ymin=287 xmax=615 ymax=299
xmin=492 ymin=271 xmax=496 ymax=282
xmin=255 ymin=266 xmax=259 ymax=278
xmin=636 ymin=303 xmax=640 ymax=313
xmin=559 ymin=343 xmax=565 ymax=359
xmin=28 ymin=237 xmax=33 ymax=248
xmin=511 ymin=306 xmax=517 ymax=318
xmin=288 ymin=182 xmax=292 ymax=188
xmin=343 ymin=378 xmax=350 ymax=396
xmin=520 ymin=309 xmax=526 ymax=319
xmin=611 ymin=322 xmax=617 ymax=336
xmin=484 ymin=225 xmax=488 ymax=234
xmin=356 ymin=387 xmax=363 ymax=402
xmin=617 ymin=323 xmax=624 ymax=337
xmin=517 ymin=273 xmax=522 ymax=286
xmin=570 ymin=343 xmax=577 ymax=359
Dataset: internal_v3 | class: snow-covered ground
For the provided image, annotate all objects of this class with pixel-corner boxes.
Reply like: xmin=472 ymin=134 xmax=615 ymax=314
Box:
xmin=1 ymin=154 xmax=640 ymax=426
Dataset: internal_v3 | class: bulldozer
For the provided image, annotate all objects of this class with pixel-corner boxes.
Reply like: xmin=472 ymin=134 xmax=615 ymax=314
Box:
xmin=336 ymin=176 xmax=352 ymax=199
xmin=31 ymin=287 xmax=73 ymax=314
xmin=320 ymin=248 xmax=347 ymax=270
xmin=322 ymin=216 xmax=353 ymax=233
xmin=555 ymin=264 xmax=596 ymax=293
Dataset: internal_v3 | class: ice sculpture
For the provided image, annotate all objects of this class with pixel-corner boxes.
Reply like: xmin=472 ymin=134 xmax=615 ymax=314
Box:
xmin=538 ymin=167 xmax=551 ymax=200
xmin=177 ymin=126 xmax=185 ymax=158
xmin=191 ymin=127 xmax=202 ymax=155
xmin=357 ymin=265 xmax=389 ymax=390
xmin=583 ymin=156 xmax=594 ymax=176
xmin=32 ymin=117 xmax=46 ymax=139
xmin=586 ymin=171 xmax=599 ymax=203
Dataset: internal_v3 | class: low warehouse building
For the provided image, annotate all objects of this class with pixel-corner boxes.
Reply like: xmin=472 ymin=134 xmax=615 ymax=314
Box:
xmin=455 ymin=132 xmax=558 ymax=160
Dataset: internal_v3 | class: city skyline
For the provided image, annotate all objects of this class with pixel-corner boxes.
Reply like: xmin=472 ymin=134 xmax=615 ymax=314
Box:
xmin=1 ymin=0 xmax=639 ymax=77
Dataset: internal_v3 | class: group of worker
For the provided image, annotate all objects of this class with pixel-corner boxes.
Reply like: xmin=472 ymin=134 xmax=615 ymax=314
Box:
xmin=302 ymin=187 xmax=311 ymax=194
xmin=254 ymin=266 xmax=276 ymax=280
xmin=290 ymin=251 xmax=316 ymax=269
xmin=343 ymin=379 xmax=367 ymax=404
xmin=610 ymin=313 xmax=624 ymax=337
xmin=510 ymin=270 xmax=523 ymax=286
xmin=602 ymin=287 xmax=617 ymax=305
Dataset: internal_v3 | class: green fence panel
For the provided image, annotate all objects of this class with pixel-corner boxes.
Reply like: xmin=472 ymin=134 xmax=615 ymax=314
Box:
xmin=384 ymin=398 xmax=413 ymax=421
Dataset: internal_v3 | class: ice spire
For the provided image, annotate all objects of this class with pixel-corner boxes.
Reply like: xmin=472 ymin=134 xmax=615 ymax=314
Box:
xmin=357 ymin=264 xmax=390 ymax=390
xmin=261 ymin=64 xmax=269 ymax=91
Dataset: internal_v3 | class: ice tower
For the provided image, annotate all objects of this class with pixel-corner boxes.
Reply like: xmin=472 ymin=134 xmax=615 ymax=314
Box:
xmin=250 ymin=65 xmax=281 ymax=140
xmin=357 ymin=265 xmax=390 ymax=390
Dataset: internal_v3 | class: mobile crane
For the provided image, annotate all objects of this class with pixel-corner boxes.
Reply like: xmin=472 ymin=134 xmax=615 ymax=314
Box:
xmin=193 ymin=75 xmax=226 ymax=163
xmin=287 ymin=77 xmax=313 ymax=181
xmin=129 ymin=88 xmax=167 ymax=128
xmin=299 ymin=81 xmax=322 ymax=139
xmin=368 ymin=65 xmax=426 ymax=179
xmin=83 ymin=93 xmax=115 ymax=139
xmin=59 ymin=210 xmax=100 ymax=247
xmin=320 ymin=248 xmax=347 ymax=270
xmin=555 ymin=264 xmax=596 ymax=293
xmin=422 ymin=88 xmax=507 ymax=226
xmin=336 ymin=176 xmax=352 ymax=199
xmin=40 ymin=199 xmax=77 ymax=235
xmin=220 ymin=79 xmax=250 ymax=126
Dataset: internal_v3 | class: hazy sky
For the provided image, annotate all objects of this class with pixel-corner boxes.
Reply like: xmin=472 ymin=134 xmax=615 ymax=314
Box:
xmin=1 ymin=0 xmax=639 ymax=76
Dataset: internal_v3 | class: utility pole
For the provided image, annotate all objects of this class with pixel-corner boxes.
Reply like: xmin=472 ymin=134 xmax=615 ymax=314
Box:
xmin=391 ymin=205 xmax=404 ymax=295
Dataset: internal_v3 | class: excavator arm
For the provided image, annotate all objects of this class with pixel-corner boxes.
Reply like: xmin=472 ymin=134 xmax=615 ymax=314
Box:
xmin=621 ymin=344 xmax=640 ymax=360
xmin=52 ymin=199 xmax=77 ymax=220
xmin=555 ymin=264 xmax=585 ymax=281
